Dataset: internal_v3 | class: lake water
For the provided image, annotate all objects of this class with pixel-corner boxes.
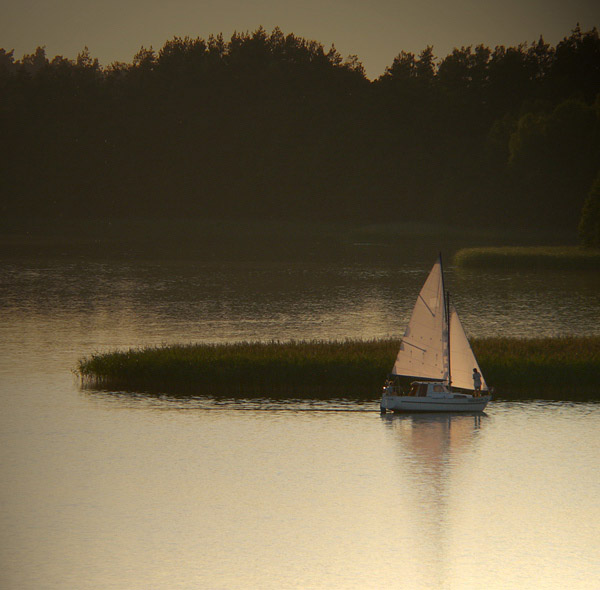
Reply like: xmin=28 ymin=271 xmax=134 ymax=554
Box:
xmin=1 ymin=240 xmax=599 ymax=589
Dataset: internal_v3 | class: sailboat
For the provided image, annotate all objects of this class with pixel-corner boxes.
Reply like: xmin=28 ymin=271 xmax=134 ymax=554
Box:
xmin=380 ymin=255 xmax=491 ymax=413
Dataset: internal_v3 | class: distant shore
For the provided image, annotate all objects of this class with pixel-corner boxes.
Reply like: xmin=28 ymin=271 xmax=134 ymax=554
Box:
xmin=1 ymin=218 xmax=580 ymax=262
xmin=77 ymin=336 xmax=600 ymax=401
xmin=453 ymin=246 xmax=600 ymax=270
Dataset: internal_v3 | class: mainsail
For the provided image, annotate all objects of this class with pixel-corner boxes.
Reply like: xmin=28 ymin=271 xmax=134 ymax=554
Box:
xmin=392 ymin=256 xmax=486 ymax=391
xmin=392 ymin=258 xmax=449 ymax=382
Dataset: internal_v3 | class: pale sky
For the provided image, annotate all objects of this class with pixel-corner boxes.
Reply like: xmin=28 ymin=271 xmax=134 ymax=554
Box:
xmin=2 ymin=0 xmax=599 ymax=79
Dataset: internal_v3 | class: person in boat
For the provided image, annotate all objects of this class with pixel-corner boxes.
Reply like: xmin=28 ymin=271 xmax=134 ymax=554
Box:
xmin=408 ymin=382 xmax=419 ymax=396
xmin=472 ymin=368 xmax=482 ymax=396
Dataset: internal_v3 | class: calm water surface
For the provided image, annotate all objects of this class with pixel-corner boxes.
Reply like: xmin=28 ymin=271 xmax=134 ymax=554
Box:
xmin=1 ymin=245 xmax=599 ymax=589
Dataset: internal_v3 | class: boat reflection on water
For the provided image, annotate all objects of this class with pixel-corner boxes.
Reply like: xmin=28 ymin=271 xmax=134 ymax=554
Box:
xmin=380 ymin=412 xmax=488 ymax=588
xmin=382 ymin=412 xmax=485 ymax=458
xmin=381 ymin=411 xmax=486 ymax=486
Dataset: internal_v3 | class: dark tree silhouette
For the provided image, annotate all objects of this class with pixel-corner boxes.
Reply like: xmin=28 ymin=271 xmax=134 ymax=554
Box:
xmin=1 ymin=26 xmax=599 ymax=233
xmin=579 ymin=172 xmax=600 ymax=248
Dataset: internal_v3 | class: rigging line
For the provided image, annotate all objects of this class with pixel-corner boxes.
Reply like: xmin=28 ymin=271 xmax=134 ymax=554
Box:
xmin=400 ymin=339 xmax=427 ymax=353
xmin=418 ymin=294 xmax=436 ymax=317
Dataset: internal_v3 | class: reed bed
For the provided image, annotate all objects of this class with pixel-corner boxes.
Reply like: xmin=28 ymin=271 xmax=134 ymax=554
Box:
xmin=77 ymin=339 xmax=401 ymax=398
xmin=77 ymin=336 xmax=600 ymax=400
xmin=472 ymin=336 xmax=600 ymax=399
xmin=453 ymin=246 xmax=600 ymax=270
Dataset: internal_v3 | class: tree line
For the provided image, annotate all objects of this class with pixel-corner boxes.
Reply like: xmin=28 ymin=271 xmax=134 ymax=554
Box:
xmin=1 ymin=25 xmax=599 ymax=242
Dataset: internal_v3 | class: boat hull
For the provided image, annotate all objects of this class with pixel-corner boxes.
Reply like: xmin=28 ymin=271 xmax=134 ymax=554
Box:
xmin=381 ymin=394 xmax=490 ymax=413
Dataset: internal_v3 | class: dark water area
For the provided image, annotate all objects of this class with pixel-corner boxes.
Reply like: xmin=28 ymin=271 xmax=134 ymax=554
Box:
xmin=1 ymin=232 xmax=599 ymax=588
xmin=1 ymin=226 xmax=598 ymax=349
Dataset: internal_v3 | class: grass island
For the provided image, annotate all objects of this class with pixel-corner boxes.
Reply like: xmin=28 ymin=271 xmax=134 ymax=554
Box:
xmin=77 ymin=336 xmax=600 ymax=401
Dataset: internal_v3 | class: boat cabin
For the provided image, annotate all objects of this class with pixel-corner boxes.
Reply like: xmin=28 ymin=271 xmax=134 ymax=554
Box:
xmin=383 ymin=380 xmax=455 ymax=397
xmin=382 ymin=380 xmax=477 ymax=399
xmin=407 ymin=381 xmax=449 ymax=397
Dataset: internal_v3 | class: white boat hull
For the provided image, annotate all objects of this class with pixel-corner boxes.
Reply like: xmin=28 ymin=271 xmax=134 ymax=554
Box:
xmin=381 ymin=393 xmax=490 ymax=413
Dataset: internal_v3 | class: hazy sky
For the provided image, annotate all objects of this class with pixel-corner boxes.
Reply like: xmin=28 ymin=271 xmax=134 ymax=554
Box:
xmin=2 ymin=0 xmax=599 ymax=79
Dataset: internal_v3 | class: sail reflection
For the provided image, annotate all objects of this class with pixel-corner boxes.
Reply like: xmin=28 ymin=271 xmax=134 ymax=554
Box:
xmin=383 ymin=412 xmax=484 ymax=462
xmin=381 ymin=412 xmax=487 ymax=587
xmin=382 ymin=412 xmax=486 ymax=496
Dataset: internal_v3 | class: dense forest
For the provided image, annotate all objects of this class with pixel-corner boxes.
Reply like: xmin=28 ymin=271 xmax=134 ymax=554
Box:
xmin=1 ymin=25 xmax=599 ymax=238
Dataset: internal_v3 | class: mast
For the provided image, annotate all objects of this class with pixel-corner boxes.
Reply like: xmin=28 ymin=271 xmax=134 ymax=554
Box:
xmin=446 ymin=290 xmax=452 ymax=388
xmin=439 ymin=252 xmax=451 ymax=388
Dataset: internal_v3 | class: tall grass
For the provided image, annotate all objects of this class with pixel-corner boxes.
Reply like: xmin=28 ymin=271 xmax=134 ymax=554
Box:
xmin=77 ymin=339 xmax=401 ymax=398
xmin=472 ymin=336 xmax=600 ymax=398
xmin=454 ymin=246 xmax=600 ymax=270
xmin=77 ymin=336 xmax=600 ymax=400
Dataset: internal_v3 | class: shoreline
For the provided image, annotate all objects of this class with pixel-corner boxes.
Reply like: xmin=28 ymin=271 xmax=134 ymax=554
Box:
xmin=453 ymin=246 xmax=600 ymax=270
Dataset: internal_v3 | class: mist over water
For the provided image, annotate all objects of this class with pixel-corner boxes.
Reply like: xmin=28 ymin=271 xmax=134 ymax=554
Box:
xmin=1 ymin=242 xmax=599 ymax=589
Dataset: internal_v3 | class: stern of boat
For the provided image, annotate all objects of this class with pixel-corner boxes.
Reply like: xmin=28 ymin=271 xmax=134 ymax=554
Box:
xmin=380 ymin=384 xmax=400 ymax=413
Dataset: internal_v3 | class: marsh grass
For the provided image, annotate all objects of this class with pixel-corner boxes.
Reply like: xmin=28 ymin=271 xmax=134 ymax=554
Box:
xmin=453 ymin=246 xmax=600 ymax=270
xmin=472 ymin=336 xmax=600 ymax=399
xmin=77 ymin=336 xmax=600 ymax=400
xmin=77 ymin=339 xmax=401 ymax=398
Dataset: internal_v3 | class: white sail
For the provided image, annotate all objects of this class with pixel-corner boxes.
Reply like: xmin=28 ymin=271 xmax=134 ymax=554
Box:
xmin=392 ymin=258 xmax=449 ymax=381
xmin=449 ymin=305 xmax=487 ymax=391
